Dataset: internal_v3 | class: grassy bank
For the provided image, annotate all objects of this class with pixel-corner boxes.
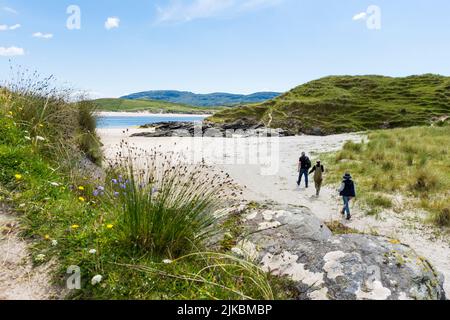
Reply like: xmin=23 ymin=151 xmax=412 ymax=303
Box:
xmin=322 ymin=125 xmax=450 ymax=227
xmin=93 ymin=98 xmax=225 ymax=114
xmin=0 ymin=83 xmax=291 ymax=300
xmin=209 ymin=74 xmax=450 ymax=135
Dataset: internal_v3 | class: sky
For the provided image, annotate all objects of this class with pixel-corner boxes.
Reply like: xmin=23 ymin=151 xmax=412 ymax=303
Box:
xmin=0 ymin=0 xmax=449 ymax=98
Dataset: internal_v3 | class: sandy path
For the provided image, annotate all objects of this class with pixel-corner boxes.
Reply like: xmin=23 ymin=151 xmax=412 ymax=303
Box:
xmin=99 ymin=128 xmax=449 ymax=297
xmin=0 ymin=205 xmax=61 ymax=300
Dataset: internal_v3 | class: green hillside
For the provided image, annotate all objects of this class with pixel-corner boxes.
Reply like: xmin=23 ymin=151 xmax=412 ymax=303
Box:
xmin=208 ymin=74 xmax=450 ymax=135
xmin=94 ymin=98 xmax=225 ymax=114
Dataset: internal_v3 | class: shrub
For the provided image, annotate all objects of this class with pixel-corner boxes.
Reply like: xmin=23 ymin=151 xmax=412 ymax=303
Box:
xmin=409 ymin=168 xmax=440 ymax=192
xmin=102 ymin=148 xmax=237 ymax=258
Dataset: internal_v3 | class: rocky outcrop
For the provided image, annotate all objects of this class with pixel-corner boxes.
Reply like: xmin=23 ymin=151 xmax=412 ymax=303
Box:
xmin=232 ymin=203 xmax=446 ymax=300
xmin=132 ymin=121 xmax=293 ymax=138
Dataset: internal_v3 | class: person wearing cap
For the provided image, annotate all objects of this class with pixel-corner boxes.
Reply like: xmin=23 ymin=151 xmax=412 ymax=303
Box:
xmin=297 ymin=152 xmax=312 ymax=188
xmin=309 ymin=160 xmax=325 ymax=196
xmin=338 ymin=173 xmax=356 ymax=220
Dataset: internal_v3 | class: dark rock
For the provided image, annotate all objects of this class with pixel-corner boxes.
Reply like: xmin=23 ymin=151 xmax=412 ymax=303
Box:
xmin=132 ymin=121 xmax=295 ymax=138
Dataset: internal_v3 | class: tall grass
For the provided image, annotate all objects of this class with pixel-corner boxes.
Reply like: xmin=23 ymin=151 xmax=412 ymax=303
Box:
xmin=102 ymin=146 xmax=238 ymax=258
xmin=1 ymin=68 xmax=102 ymax=165
xmin=323 ymin=125 xmax=450 ymax=227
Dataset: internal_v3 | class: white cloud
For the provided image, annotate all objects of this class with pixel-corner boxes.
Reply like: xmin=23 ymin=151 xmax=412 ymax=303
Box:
xmin=0 ymin=46 xmax=25 ymax=56
xmin=3 ymin=6 xmax=18 ymax=14
xmin=155 ymin=0 xmax=283 ymax=24
xmin=32 ymin=32 xmax=54 ymax=39
xmin=0 ymin=23 xmax=21 ymax=31
xmin=353 ymin=12 xmax=367 ymax=21
xmin=105 ymin=17 xmax=120 ymax=30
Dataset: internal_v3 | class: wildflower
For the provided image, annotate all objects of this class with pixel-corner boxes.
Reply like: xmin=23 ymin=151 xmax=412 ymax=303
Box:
xmin=78 ymin=186 xmax=85 ymax=191
xmin=89 ymin=249 xmax=97 ymax=255
xmin=15 ymin=174 xmax=22 ymax=180
xmin=78 ymin=197 xmax=86 ymax=202
xmin=35 ymin=254 xmax=46 ymax=262
xmin=51 ymin=240 xmax=58 ymax=246
xmin=120 ymin=183 xmax=127 ymax=190
xmin=25 ymin=136 xmax=31 ymax=141
xmin=106 ymin=224 xmax=114 ymax=229
xmin=44 ymin=234 xmax=50 ymax=240
xmin=71 ymin=224 xmax=80 ymax=230
xmin=93 ymin=190 xmax=99 ymax=197
xmin=39 ymin=124 xmax=44 ymax=128
xmin=97 ymin=186 xmax=105 ymax=192
xmin=8 ymin=111 xmax=13 ymax=116
xmin=163 ymin=259 xmax=173 ymax=264
xmin=111 ymin=179 xmax=118 ymax=184
xmin=36 ymin=136 xmax=46 ymax=141
xmin=113 ymin=192 xmax=120 ymax=197
xmin=389 ymin=239 xmax=401 ymax=245
xmin=91 ymin=275 xmax=103 ymax=285
xmin=50 ymin=182 xmax=60 ymax=187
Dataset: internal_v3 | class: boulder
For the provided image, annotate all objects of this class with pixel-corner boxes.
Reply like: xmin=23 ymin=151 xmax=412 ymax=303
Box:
xmin=233 ymin=203 xmax=446 ymax=300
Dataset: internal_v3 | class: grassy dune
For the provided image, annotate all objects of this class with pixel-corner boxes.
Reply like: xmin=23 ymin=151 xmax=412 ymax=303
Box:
xmin=0 ymin=84 xmax=291 ymax=299
xmin=94 ymin=98 xmax=224 ymax=114
xmin=322 ymin=125 xmax=450 ymax=227
xmin=209 ymin=74 xmax=450 ymax=135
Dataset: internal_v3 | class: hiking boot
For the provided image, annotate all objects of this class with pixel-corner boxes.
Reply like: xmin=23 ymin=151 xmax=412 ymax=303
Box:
xmin=346 ymin=214 xmax=352 ymax=221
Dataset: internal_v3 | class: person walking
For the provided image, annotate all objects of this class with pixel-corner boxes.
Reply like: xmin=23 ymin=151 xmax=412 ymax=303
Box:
xmin=297 ymin=152 xmax=312 ymax=188
xmin=309 ymin=160 xmax=325 ymax=196
xmin=339 ymin=173 xmax=356 ymax=220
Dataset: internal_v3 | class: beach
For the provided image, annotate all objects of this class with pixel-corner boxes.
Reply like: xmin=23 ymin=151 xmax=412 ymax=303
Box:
xmin=98 ymin=126 xmax=450 ymax=296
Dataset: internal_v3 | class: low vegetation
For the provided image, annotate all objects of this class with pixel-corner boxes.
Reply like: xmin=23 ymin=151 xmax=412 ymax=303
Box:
xmin=209 ymin=74 xmax=450 ymax=135
xmin=93 ymin=98 xmax=224 ymax=114
xmin=322 ymin=125 xmax=450 ymax=227
xmin=0 ymin=75 xmax=292 ymax=300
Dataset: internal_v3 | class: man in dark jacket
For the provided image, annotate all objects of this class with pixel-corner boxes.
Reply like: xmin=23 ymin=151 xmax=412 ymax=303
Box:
xmin=297 ymin=152 xmax=312 ymax=188
xmin=338 ymin=173 xmax=356 ymax=220
xmin=309 ymin=160 xmax=325 ymax=196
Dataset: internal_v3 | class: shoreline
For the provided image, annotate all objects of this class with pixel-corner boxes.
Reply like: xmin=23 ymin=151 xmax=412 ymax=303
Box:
xmin=95 ymin=111 xmax=210 ymax=118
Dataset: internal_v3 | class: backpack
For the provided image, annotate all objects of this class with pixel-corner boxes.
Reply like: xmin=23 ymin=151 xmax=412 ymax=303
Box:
xmin=306 ymin=157 xmax=312 ymax=169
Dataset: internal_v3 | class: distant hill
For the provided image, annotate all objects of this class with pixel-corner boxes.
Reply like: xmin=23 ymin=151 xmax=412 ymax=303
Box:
xmin=93 ymin=98 xmax=224 ymax=114
xmin=208 ymin=74 xmax=450 ymax=135
xmin=120 ymin=90 xmax=281 ymax=107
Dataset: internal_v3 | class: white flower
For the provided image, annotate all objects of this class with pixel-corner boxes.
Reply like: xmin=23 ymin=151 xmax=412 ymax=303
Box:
xmin=25 ymin=136 xmax=31 ymax=141
xmin=89 ymin=249 xmax=97 ymax=255
xmin=162 ymin=259 xmax=173 ymax=264
xmin=91 ymin=275 xmax=103 ymax=285
xmin=36 ymin=136 xmax=46 ymax=141
xmin=50 ymin=182 xmax=60 ymax=187
xmin=51 ymin=240 xmax=58 ymax=246
xmin=35 ymin=254 xmax=46 ymax=262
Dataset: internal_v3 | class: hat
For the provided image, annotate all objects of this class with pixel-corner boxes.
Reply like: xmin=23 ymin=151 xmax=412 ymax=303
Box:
xmin=343 ymin=173 xmax=352 ymax=180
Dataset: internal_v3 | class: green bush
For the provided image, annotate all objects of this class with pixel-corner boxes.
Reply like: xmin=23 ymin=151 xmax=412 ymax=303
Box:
xmin=102 ymin=150 xmax=235 ymax=258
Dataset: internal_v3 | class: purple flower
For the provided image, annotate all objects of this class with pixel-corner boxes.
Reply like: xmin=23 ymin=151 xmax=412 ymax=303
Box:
xmin=114 ymin=192 xmax=120 ymax=197
xmin=120 ymin=183 xmax=127 ymax=190
xmin=97 ymin=186 xmax=105 ymax=192
xmin=93 ymin=190 xmax=100 ymax=197
xmin=111 ymin=179 xmax=118 ymax=184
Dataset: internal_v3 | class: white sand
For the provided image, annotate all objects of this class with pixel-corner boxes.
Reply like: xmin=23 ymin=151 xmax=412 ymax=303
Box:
xmin=98 ymin=128 xmax=450 ymax=297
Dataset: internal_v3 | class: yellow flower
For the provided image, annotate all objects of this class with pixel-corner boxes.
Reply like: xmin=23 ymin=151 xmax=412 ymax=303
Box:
xmin=78 ymin=197 xmax=86 ymax=202
xmin=71 ymin=224 xmax=80 ymax=230
xmin=44 ymin=235 xmax=50 ymax=240
xmin=39 ymin=124 xmax=44 ymax=128
xmin=15 ymin=174 xmax=22 ymax=180
xmin=78 ymin=186 xmax=85 ymax=191
xmin=8 ymin=111 xmax=13 ymax=116
xmin=106 ymin=224 xmax=114 ymax=229
xmin=389 ymin=239 xmax=401 ymax=245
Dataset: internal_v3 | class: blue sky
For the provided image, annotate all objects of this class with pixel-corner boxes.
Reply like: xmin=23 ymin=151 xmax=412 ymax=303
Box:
xmin=1 ymin=0 xmax=449 ymax=98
